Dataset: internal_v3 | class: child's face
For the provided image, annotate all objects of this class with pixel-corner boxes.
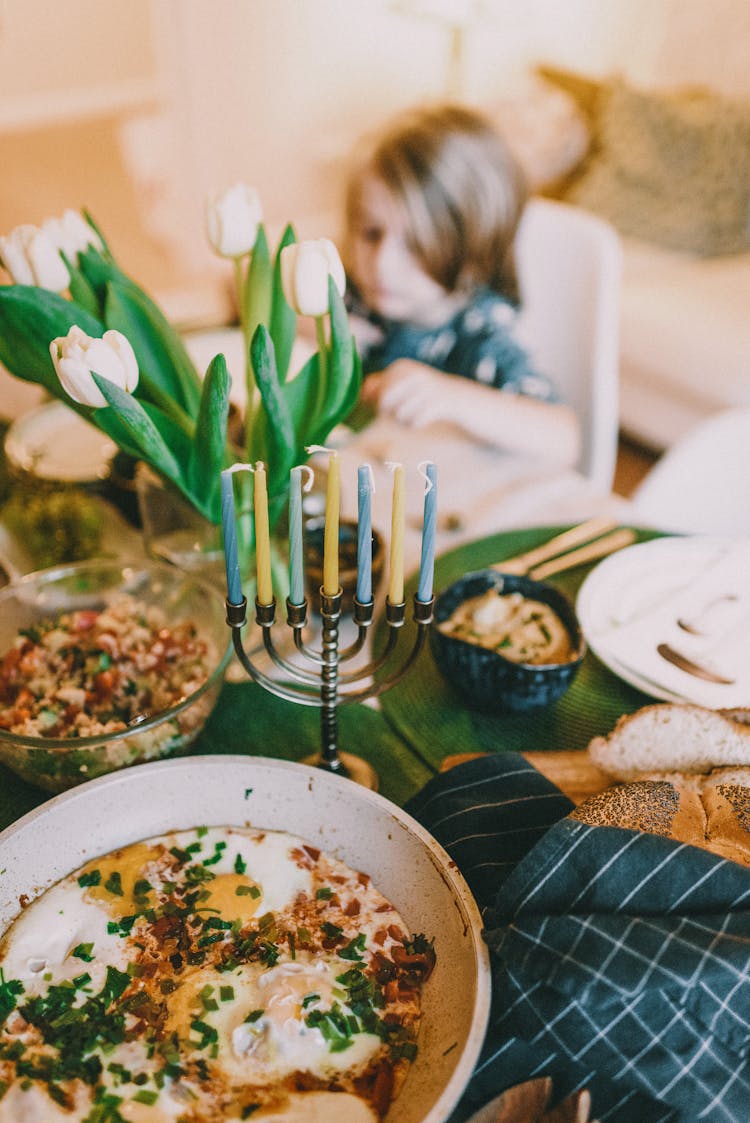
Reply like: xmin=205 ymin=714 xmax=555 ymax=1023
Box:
xmin=348 ymin=175 xmax=458 ymax=326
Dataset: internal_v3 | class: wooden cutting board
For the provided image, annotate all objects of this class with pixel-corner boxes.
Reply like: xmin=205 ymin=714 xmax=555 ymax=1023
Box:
xmin=441 ymin=750 xmax=611 ymax=806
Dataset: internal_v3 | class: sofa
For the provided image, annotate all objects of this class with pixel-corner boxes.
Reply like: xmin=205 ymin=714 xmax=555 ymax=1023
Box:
xmin=494 ymin=66 xmax=750 ymax=452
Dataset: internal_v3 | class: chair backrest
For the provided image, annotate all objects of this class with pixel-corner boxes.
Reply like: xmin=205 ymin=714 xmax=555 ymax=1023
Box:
xmin=514 ymin=198 xmax=622 ymax=493
xmin=631 ymin=407 xmax=750 ymax=535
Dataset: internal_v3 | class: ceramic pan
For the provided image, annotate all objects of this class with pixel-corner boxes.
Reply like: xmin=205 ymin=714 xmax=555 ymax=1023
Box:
xmin=0 ymin=755 xmax=491 ymax=1123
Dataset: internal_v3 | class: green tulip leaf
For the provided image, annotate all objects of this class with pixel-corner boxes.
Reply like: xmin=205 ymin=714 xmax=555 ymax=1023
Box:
xmin=82 ymin=209 xmax=112 ymax=255
xmin=104 ymin=281 xmax=200 ymax=417
xmin=249 ymin=325 xmax=296 ymax=489
xmin=91 ymin=373 xmax=183 ymax=489
xmin=0 ymin=286 xmax=103 ymax=390
xmin=270 ymin=223 xmax=297 ymax=382
xmin=62 ymin=254 xmax=102 ymax=320
xmin=245 ymin=225 xmax=272 ymax=346
xmin=322 ymin=278 xmax=360 ymax=426
xmin=188 ymin=353 xmax=232 ymax=513
xmin=269 ymin=352 xmax=332 ymax=454
xmin=76 ymin=244 xmax=132 ymax=304
xmin=80 ymin=246 xmax=202 ymax=413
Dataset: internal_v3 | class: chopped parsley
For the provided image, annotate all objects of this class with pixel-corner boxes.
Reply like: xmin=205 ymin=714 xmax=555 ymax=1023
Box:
xmin=103 ymin=871 xmax=123 ymax=897
xmin=77 ymin=869 xmax=101 ymax=888
xmin=71 ymin=943 xmax=95 ymax=963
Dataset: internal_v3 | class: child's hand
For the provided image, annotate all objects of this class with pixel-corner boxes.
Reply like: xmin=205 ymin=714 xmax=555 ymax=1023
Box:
xmin=363 ymin=360 xmax=462 ymax=427
xmin=362 ymin=358 xmax=581 ymax=466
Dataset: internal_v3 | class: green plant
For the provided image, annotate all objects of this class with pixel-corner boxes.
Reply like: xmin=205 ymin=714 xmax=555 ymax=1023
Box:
xmin=0 ymin=207 xmax=361 ymax=538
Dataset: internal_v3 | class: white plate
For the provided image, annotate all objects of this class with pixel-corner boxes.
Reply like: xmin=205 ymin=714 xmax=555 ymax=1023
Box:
xmin=576 ymin=536 xmax=744 ymax=703
xmin=0 ymin=755 xmax=491 ymax=1123
xmin=5 ymin=399 xmax=117 ymax=483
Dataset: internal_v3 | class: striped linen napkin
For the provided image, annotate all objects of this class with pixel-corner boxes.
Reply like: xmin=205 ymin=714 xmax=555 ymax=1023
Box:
xmin=406 ymin=754 xmax=750 ymax=1123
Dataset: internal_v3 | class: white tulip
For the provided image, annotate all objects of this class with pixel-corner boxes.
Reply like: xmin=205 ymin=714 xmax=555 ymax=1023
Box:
xmin=42 ymin=209 xmax=102 ymax=260
xmin=0 ymin=223 xmax=70 ymax=291
xmin=49 ymin=325 xmax=139 ymax=409
xmin=205 ymin=183 xmax=263 ymax=258
xmin=280 ymin=238 xmax=346 ymax=317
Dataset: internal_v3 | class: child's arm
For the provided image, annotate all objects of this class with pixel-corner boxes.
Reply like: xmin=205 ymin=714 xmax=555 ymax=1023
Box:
xmin=362 ymin=359 xmax=581 ymax=468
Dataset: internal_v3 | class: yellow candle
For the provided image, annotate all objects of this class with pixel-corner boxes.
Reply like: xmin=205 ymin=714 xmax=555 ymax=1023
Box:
xmin=323 ymin=452 xmax=340 ymax=595
xmin=388 ymin=463 xmax=405 ymax=604
xmin=254 ymin=462 xmax=273 ymax=605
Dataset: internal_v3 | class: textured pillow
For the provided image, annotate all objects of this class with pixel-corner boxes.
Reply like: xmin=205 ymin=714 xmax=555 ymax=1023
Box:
xmin=564 ymin=77 xmax=750 ymax=256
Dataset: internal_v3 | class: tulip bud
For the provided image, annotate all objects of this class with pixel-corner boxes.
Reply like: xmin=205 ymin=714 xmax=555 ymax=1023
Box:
xmin=42 ymin=210 xmax=103 ymax=260
xmin=280 ymin=238 xmax=346 ymax=318
xmin=205 ymin=183 xmax=263 ymax=258
xmin=0 ymin=223 xmax=70 ymax=292
xmin=49 ymin=325 xmax=139 ymax=409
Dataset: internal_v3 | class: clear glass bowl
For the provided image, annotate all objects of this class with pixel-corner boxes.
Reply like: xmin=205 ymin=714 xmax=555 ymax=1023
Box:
xmin=0 ymin=559 xmax=232 ymax=792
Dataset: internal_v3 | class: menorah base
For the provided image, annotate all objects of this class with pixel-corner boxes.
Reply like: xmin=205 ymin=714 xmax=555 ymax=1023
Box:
xmin=303 ymin=751 xmax=379 ymax=791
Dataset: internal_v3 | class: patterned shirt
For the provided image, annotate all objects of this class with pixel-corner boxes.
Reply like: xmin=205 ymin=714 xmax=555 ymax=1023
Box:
xmin=348 ymin=285 xmax=559 ymax=403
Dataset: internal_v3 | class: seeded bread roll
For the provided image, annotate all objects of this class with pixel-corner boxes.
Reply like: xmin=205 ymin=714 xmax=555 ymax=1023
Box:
xmin=571 ymin=767 xmax=750 ymax=866
xmin=587 ymin=703 xmax=750 ymax=781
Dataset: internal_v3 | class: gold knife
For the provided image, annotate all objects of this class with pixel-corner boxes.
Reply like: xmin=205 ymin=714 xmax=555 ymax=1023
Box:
xmin=492 ymin=517 xmax=619 ymax=576
xmin=528 ymin=527 xmax=637 ymax=580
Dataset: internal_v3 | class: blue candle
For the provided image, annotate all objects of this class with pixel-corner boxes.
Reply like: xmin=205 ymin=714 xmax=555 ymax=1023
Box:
xmin=356 ymin=464 xmax=372 ymax=604
xmin=417 ymin=462 xmax=437 ymax=602
xmin=289 ymin=466 xmax=305 ymax=605
xmin=221 ymin=468 xmax=243 ymax=604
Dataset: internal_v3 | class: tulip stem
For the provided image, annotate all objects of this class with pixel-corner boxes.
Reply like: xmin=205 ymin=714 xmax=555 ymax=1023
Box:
xmin=236 ymin=255 xmax=257 ymax=459
xmin=315 ymin=315 xmax=329 ymax=417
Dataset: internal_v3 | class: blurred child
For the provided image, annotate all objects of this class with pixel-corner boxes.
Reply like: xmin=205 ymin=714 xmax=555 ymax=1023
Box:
xmin=342 ymin=103 xmax=580 ymax=466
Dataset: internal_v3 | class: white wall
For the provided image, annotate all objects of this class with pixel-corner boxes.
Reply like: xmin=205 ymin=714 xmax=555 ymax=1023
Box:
xmin=0 ymin=0 xmax=746 ymax=329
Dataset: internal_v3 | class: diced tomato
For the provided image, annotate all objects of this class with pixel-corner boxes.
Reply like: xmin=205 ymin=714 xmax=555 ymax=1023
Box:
xmin=72 ymin=610 xmax=99 ymax=632
xmin=93 ymin=670 xmax=116 ymax=698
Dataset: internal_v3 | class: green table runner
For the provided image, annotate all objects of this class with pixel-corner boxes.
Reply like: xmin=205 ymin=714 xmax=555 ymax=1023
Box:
xmin=377 ymin=525 xmax=663 ymax=771
xmin=0 ymin=685 xmax=432 ymax=834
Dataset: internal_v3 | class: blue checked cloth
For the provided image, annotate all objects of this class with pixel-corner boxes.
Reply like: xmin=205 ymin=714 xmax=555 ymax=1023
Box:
xmin=406 ymin=753 xmax=750 ymax=1123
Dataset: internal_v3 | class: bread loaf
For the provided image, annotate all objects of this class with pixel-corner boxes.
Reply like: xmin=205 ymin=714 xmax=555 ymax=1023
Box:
xmin=588 ymin=703 xmax=750 ymax=780
xmin=571 ymin=767 xmax=750 ymax=866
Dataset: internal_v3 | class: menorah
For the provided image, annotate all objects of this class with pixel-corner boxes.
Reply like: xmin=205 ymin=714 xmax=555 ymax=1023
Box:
xmin=220 ymin=453 xmax=437 ymax=789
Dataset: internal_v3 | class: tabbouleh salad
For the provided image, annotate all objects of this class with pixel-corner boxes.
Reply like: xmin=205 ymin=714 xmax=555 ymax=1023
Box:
xmin=0 ymin=595 xmax=213 ymax=739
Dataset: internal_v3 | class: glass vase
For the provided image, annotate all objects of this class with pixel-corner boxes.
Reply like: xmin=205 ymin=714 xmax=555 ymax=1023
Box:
xmin=134 ymin=462 xmax=290 ymax=602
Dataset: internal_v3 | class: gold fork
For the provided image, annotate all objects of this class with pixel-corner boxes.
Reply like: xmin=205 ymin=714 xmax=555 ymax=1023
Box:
xmin=492 ymin=517 xmax=631 ymax=578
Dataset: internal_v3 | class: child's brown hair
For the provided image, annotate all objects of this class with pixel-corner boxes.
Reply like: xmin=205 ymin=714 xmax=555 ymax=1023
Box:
xmin=344 ymin=103 xmax=528 ymax=304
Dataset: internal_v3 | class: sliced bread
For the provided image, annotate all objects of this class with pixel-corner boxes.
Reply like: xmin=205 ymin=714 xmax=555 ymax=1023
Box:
xmin=588 ymin=703 xmax=750 ymax=781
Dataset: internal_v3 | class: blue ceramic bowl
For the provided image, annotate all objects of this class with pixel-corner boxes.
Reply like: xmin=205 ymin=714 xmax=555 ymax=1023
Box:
xmin=430 ymin=569 xmax=585 ymax=713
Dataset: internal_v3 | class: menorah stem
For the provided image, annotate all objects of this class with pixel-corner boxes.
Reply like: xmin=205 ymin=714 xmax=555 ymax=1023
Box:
xmin=319 ymin=589 xmax=344 ymax=774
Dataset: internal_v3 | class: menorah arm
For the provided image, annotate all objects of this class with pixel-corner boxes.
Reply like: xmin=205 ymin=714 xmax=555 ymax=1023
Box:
xmin=338 ymin=618 xmax=431 ymax=702
xmin=230 ymin=625 xmax=323 ymax=706
xmin=338 ymin=622 xmax=400 ymax=684
xmin=338 ymin=595 xmax=434 ymax=699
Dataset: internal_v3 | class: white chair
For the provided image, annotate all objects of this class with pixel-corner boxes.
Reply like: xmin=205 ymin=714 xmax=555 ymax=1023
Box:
xmin=630 ymin=407 xmax=750 ymax=535
xmin=514 ymin=197 xmax=622 ymax=493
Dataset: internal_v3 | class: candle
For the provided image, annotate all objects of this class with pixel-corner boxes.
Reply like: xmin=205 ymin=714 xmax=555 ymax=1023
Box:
xmin=288 ymin=466 xmax=304 ymax=605
xmin=220 ymin=468 xmax=243 ymax=605
xmin=388 ymin=463 xmax=405 ymax=604
xmin=417 ymin=462 xmax=437 ymax=602
xmin=356 ymin=464 xmax=373 ymax=604
xmin=254 ymin=462 xmax=273 ymax=605
xmin=323 ymin=452 xmax=340 ymax=595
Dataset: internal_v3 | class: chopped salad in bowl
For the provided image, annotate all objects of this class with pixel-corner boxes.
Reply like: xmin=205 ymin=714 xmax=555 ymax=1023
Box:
xmin=0 ymin=559 xmax=231 ymax=791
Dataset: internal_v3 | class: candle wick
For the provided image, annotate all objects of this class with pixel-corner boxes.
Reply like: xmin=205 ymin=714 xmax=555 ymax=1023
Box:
xmin=298 ymin=464 xmax=315 ymax=492
xmin=417 ymin=460 xmax=435 ymax=493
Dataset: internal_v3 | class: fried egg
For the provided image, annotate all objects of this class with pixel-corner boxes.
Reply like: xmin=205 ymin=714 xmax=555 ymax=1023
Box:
xmin=0 ymin=826 xmax=435 ymax=1120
